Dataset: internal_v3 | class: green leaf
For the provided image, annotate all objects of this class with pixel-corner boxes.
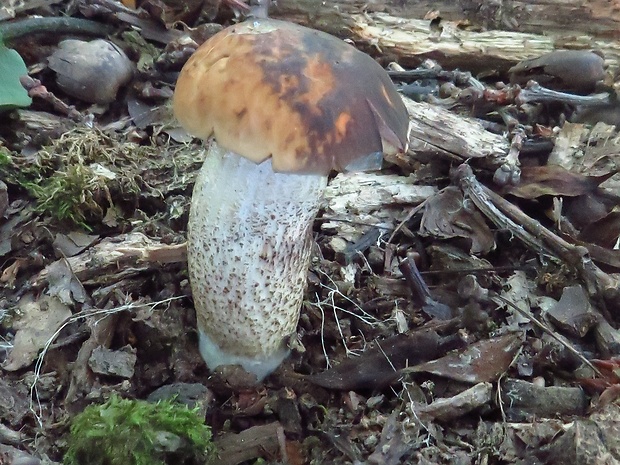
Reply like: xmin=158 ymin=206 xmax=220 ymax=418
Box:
xmin=0 ymin=35 xmax=32 ymax=111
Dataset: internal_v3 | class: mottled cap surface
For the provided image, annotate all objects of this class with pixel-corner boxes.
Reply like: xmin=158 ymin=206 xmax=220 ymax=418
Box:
xmin=173 ymin=18 xmax=409 ymax=174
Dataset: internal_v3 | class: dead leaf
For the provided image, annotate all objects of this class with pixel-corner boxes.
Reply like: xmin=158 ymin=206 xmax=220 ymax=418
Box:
xmin=564 ymin=193 xmax=617 ymax=231
xmin=308 ymin=330 xmax=460 ymax=390
xmin=3 ymin=294 xmax=72 ymax=371
xmin=52 ymin=231 xmax=99 ymax=258
xmin=0 ymin=209 xmax=32 ymax=258
xmin=420 ymin=187 xmax=495 ymax=254
xmin=45 ymin=258 xmax=88 ymax=305
xmin=579 ymin=208 xmax=620 ymax=249
xmin=546 ymin=285 xmax=599 ymax=337
xmin=368 ymin=411 xmax=418 ymax=465
xmin=504 ymin=165 xmax=616 ymax=199
xmin=404 ymin=333 xmax=523 ymax=383
xmin=0 ymin=258 xmax=25 ymax=287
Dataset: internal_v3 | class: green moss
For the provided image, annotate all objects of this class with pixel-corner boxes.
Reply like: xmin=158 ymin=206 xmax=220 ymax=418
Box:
xmin=0 ymin=129 xmax=136 ymax=229
xmin=1 ymin=127 xmax=202 ymax=230
xmin=64 ymin=395 xmax=217 ymax=465
xmin=23 ymin=164 xmax=106 ymax=229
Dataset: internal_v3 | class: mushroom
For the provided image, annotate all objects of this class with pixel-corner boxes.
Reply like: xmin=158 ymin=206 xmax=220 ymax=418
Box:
xmin=173 ymin=18 xmax=409 ymax=381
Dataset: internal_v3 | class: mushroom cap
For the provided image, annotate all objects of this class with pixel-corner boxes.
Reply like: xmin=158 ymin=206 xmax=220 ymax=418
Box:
xmin=173 ymin=18 xmax=409 ymax=174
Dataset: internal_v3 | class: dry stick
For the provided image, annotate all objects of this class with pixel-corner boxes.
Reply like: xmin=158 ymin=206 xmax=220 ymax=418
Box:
xmin=20 ymin=75 xmax=86 ymax=122
xmin=453 ymin=164 xmax=618 ymax=300
xmin=387 ymin=200 xmax=426 ymax=244
xmin=399 ymin=255 xmax=432 ymax=306
xmin=399 ymin=255 xmax=452 ymax=320
xmin=516 ymin=82 xmax=611 ymax=107
xmin=492 ymin=293 xmax=601 ymax=376
xmin=0 ymin=17 xmax=113 ymax=41
xmin=493 ymin=127 xmax=525 ymax=186
xmin=454 ymin=165 xmax=603 ymax=375
xmin=454 ymin=164 xmax=548 ymax=253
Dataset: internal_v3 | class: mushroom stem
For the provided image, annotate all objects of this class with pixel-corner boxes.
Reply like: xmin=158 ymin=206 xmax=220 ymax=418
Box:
xmin=189 ymin=142 xmax=327 ymax=380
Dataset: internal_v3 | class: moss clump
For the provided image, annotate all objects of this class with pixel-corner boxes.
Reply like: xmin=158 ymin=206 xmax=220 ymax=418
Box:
xmin=64 ymin=395 xmax=217 ymax=465
xmin=0 ymin=127 xmax=202 ymax=230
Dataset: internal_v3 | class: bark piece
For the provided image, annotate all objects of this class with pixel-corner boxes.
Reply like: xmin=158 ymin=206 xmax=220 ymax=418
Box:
xmin=214 ymin=422 xmax=283 ymax=465
xmin=274 ymin=388 xmax=303 ymax=435
xmin=65 ymin=313 xmax=118 ymax=405
xmin=399 ymin=97 xmax=509 ymax=167
xmin=416 ymin=382 xmax=493 ymax=422
xmin=147 ymin=382 xmax=213 ymax=411
xmin=321 ymin=170 xmax=437 ymax=241
xmin=31 ymin=232 xmax=184 ymax=288
xmin=500 ymin=378 xmax=588 ymax=421
xmin=0 ymin=377 xmax=30 ymax=426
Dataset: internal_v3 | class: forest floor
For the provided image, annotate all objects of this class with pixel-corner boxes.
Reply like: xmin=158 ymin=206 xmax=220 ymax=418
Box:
xmin=2 ymin=1 xmax=620 ymax=464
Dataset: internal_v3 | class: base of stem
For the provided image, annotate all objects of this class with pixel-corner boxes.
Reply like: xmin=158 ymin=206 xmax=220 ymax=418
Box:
xmin=198 ymin=329 xmax=290 ymax=382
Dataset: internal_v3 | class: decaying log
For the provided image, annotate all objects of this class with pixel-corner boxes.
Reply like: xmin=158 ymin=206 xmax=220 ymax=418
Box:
xmin=350 ymin=14 xmax=620 ymax=72
xmin=30 ymin=232 xmax=186 ymax=288
xmin=399 ymin=96 xmax=509 ymax=166
xmin=321 ymin=172 xmax=436 ymax=242
xmin=272 ymin=0 xmax=620 ymax=40
xmin=271 ymin=1 xmax=620 ymax=72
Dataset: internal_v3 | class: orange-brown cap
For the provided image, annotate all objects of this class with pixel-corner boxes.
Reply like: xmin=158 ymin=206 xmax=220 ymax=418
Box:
xmin=173 ymin=19 xmax=409 ymax=174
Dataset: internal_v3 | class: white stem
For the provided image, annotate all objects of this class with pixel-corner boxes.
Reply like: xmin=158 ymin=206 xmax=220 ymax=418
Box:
xmin=188 ymin=142 xmax=327 ymax=380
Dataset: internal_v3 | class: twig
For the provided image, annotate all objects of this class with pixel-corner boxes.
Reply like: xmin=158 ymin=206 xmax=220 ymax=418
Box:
xmin=387 ymin=201 xmax=426 ymax=244
xmin=399 ymin=255 xmax=452 ymax=320
xmin=493 ymin=126 xmax=524 ymax=185
xmin=388 ymin=67 xmax=484 ymax=90
xmin=492 ymin=293 xmax=601 ymax=376
xmin=454 ymin=164 xmax=619 ymax=304
xmin=0 ymin=17 xmax=113 ymax=42
xmin=20 ymin=76 xmax=87 ymax=122
xmin=517 ymin=81 xmax=611 ymax=107
xmin=454 ymin=164 xmax=549 ymax=254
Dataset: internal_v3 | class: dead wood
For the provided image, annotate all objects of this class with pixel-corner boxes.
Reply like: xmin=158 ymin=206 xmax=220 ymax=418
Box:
xmin=399 ymin=96 xmax=510 ymax=165
xmin=271 ymin=1 xmax=620 ymax=72
xmin=272 ymin=0 xmax=620 ymax=38
xmin=214 ymin=422 xmax=284 ymax=465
